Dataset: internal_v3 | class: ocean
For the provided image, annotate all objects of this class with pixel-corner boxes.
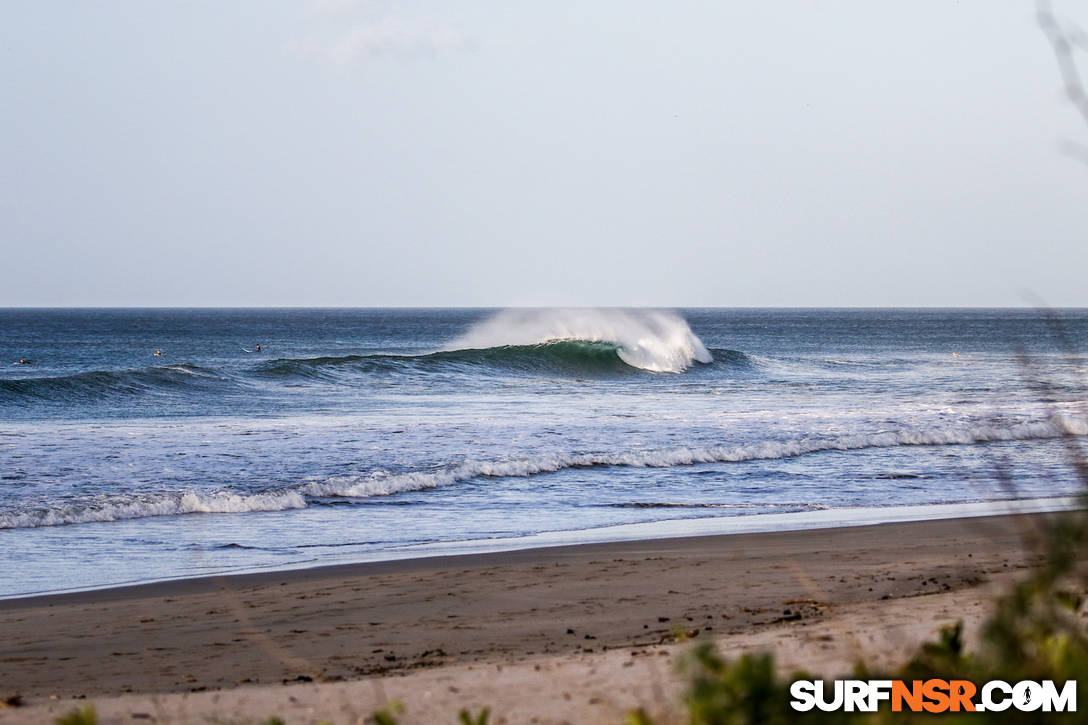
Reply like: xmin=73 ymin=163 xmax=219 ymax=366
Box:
xmin=1 ymin=308 xmax=1085 ymax=597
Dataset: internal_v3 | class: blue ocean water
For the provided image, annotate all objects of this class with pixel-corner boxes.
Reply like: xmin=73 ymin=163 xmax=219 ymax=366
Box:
xmin=1 ymin=308 xmax=1086 ymax=597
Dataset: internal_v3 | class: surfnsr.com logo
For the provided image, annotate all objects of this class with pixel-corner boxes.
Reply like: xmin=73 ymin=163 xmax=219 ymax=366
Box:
xmin=790 ymin=679 xmax=1077 ymax=713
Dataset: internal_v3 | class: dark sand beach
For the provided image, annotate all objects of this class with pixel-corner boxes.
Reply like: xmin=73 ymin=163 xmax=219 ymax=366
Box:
xmin=0 ymin=513 xmax=1050 ymax=723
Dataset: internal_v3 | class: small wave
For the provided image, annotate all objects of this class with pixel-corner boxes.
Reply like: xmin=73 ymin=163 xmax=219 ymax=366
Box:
xmin=0 ymin=364 xmax=231 ymax=403
xmin=0 ymin=490 xmax=306 ymax=529
xmin=253 ymin=355 xmax=369 ymax=382
xmin=5 ymin=417 xmax=1082 ymax=530
xmin=706 ymin=348 xmax=753 ymax=367
xmin=303 ymin=417 xmax=1087 ymax=499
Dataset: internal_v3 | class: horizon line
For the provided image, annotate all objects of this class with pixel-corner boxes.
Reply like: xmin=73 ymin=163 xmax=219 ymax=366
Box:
xmin=1 ymin=305 xmax=1086 ymax=311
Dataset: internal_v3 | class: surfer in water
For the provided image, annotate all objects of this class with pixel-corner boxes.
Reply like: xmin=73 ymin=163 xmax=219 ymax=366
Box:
xmin=255 ymin=344 xmax=261 ymax=353
xmin=154 ymin=350 xmax=162 ymax=356
xmin=13 ymin=359 xmax=35 ymax=365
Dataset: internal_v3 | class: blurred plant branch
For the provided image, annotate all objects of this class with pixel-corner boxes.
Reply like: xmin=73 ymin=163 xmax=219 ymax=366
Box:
xmin=1039 ymin=0 xmax=1088 ymax=127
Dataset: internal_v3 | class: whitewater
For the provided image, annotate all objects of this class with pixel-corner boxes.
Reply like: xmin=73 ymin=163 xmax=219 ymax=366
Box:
xmin=442 ymin=308 xmax=714 ymax=372
xmin=0 ymin=307 xmax=1086 ymax=595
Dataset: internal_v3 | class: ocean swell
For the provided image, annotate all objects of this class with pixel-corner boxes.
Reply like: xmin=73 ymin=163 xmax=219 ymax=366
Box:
xmin=0 ymin=364 xmax=232 ymax=403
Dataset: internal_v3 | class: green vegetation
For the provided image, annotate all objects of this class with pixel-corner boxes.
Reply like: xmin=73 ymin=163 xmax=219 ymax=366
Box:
xmin=636 ymin=519 xmax=1088 ymax=723
xmin=362 ymin=702 xmax=488 ymax=725
xmin=457 ymin=707 xmax=491 ymax=725
xmin=631 ymin=374 xmax=1088 ymax=723
xmin=368 ymin=700 xmax=404 ymax=725
xmin=54 ymin=705 xmax=96 ymax=725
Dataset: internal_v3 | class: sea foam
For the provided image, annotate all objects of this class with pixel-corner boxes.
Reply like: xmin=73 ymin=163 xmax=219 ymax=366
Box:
xmin=5 ymin=417 xmax=1083 ymax=529
xmin=304 ymin=417 xmax=1087 ymax=498
xmin=0 ymin=490 xmax=306 ymax=529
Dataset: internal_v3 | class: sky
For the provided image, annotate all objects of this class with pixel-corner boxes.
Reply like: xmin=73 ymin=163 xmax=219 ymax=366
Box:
xmin=1 ymin=1 xmax=1086 ymax=307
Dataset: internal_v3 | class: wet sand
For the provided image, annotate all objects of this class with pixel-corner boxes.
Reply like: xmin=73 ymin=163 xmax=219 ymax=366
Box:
xmin=0 ymin=513 xmax=1051 ymax=723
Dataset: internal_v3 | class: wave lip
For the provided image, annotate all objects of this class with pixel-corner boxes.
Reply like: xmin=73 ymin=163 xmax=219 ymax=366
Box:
xmin=441 ymin=308 xmax=713 ymax=373
xmin=0 ymin=490 xmax=306 ymax=529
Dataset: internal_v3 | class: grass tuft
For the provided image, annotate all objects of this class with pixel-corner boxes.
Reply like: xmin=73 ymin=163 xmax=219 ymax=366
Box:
xmin=55 ymin=705 xmax=96 ymax=725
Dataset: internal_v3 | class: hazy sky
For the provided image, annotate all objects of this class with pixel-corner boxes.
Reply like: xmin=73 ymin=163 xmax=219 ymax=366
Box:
xmin=2 ymin=1 xmax=1086 ymax=307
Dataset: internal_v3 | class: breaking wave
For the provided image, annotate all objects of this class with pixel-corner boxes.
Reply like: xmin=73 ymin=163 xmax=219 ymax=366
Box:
xmin=4 ymin=417 xmax=1082 ymax=529
xmin=0 ymin=491 xmax=306 ymax=529
xmin=257 ymin=309 xmax=722 ymax=379
xmin=442 ymin=308 xmax=714 ymax=373
xmin=302 ymin=419 xmax=1086 ymax=499
xmin=0 ymin=311 xmax=719 ymax=409
xmin=257 ymin=344 xmax=747 ymax=379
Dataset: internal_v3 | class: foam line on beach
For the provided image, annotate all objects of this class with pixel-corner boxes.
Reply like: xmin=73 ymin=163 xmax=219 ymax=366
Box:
xmin=4 ymin=497 xmax=1074 ymax=602
xmin=383 ymin=496 xmax=1083 ymax=558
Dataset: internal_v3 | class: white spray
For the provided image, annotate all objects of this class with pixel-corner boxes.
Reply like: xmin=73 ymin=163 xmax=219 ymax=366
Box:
xmin=443 ymin=308 xmax=714 ymax=373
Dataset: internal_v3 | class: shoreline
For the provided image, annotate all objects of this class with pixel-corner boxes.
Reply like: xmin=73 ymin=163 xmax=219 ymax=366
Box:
xmin=1 ymin=495 xmax=1076 ymax=602
xmin=0 ymin=510 xmax=1058 ymax=716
